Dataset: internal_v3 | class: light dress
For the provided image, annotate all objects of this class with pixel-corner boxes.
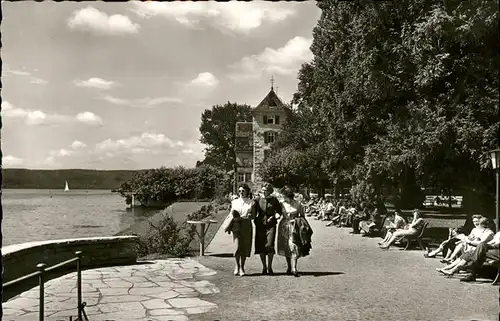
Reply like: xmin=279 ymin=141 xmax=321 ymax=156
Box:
xmin=224 ymin=197 xmax=254 ymax=257
xmin=277 ymin=200 xmax=304 ymax=258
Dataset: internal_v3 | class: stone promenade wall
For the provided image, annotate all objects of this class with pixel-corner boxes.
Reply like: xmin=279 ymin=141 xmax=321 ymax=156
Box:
xmin=2 ymin=236 xmax=138 ymax=284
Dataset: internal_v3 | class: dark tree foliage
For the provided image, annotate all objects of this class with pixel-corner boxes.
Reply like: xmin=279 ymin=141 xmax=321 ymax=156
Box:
xmin=273 ymin=0 xmax=499 ymax=212
xmin=118 ymin=164 xmax=231 ymax=207
xmin=199 ymin=102 xmax=252 ymax=171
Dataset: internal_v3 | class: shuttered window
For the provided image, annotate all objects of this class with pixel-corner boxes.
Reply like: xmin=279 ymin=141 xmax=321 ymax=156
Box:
xmin=264 ymin=131 xmax=276 ymax=144
xmin=263 ymin=115 xmax=268 ymax=124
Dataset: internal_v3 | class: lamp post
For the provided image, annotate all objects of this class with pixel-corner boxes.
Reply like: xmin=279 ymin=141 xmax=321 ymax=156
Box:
xmin=489 ymin=149 xmax=500 ymax=232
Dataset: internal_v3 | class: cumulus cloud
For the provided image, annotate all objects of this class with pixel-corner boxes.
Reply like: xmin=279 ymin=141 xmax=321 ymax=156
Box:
xmin=190 ymin=72 xmax=219 ymax=88
xmin=131 ymin=1 xmax=296 ymax=33
xmin=96 ymin=132 xmax=184 ymax=153
xmin=50 ymin=149 xmax=74 ymax=157
xmin=2 ymin=155 xmax=24 ymax=167
xmin=2 ymin=101 xmax=104 ymax=127
xmin=228 ymin=36 xmax=313 ymax=81
xmin=68 ymin=6 xmax=140 ymax=35
xmin=71 ymin=140 xmax=88 ymax=149
xmin=76 ymin=112 xmax=103 ymax=126
xmin=100 ymin=95 xmax=183 ymax=108
xmin=38 ymin=133 xmax=205 ymax=169
xmin=4 ymin=68 xmax=48 ymax=85
xmin=2 ymin=101 xmax=65 ymax=125
xmin=74 ymin=77 xmax=115 ymax=90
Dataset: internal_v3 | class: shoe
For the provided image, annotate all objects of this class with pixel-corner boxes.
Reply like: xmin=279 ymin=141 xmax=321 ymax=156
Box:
xmin=460 ymin=274 xmax=476 ymax=282
xmin=262 ymin=268 xmax=268 ymax=275
xmin=268 ymin=268 xmax=274 ymax=275
xmin=292 ymin=271 xmax=300 ymax=277
xmin=286 ymin=268 xmax=292 ymax=275
xmin=239 ymin=268 xmax=245 ymax=277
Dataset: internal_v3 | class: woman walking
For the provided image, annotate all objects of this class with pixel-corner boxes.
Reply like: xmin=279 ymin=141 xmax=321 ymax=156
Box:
xmin=224 ymin=183 xmax=256 ymax=276
xmin=277 ymin=186 xmax=313 ymax=277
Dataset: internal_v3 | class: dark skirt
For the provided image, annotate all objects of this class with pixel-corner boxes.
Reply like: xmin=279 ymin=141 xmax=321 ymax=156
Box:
xmin=255 ymin=224 xmax=276 ymax=255
xmin=232 ymin=218 xmax=253 ymax=258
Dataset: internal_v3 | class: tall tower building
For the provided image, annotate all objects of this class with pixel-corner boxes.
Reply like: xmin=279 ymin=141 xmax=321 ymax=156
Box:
xmin=234 ymin=81 xmax=288 ymax=193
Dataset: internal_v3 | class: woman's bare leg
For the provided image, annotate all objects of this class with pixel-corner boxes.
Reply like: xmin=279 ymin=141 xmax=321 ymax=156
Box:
xmin=240 ymin=256 xmax=247 ymax=273
xmin=233 ymin=237 xmax=240 ymax=275
xmin=291 ymin=255 xmax=298 ymax=275
xmin=379 ymin=231 xmax=393 ymax=245
xmin=447 ymin=243 xmax=464 ymax=261
xmin=259 ymin=254 xmax=267 ymax=272
xmin=381 ymin=229 xmax=415 ymax=248
xmin=428 ymin=240 xmax=448 ymax=257
xmin=285 ymin=257 xmax=292 ymax=273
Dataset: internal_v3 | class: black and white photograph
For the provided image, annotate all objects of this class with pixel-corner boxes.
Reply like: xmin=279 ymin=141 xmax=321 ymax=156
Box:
xmin=0 ymin=1 xmax=499 ymax=321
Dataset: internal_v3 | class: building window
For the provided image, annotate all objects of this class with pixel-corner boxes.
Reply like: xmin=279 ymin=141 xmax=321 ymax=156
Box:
xmin=242 ymin=158 xmax=250 ymax=167
xmin=237 ymin=173 xmax=244 ymax=182
xmin=244 ymin=173 xmax=252 ymax=182
xmin=264 ymin=131 xmax=276 ymax=144
xmin=263 ymin=115 xmax=280 ymax=125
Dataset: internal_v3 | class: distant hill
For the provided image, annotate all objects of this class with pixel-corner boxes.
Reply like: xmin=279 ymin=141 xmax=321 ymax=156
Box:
xmin=1 ymin=169 xmax=149 ymax=189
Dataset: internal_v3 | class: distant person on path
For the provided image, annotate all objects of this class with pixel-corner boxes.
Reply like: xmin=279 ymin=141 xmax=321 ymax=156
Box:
xmin=277 ymin=186 xmax=313 ymax=277
xmin=379 ymin=209 xmax=425 ymax=250
xmin=254 ymin=183 xmax=282 ymax=275
xmin=224 ymin=183 xmax=256 ymax=276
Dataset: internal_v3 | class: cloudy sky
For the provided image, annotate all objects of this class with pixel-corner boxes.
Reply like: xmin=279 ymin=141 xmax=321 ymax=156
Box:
xmin=1 ymin=1 xmax=321 ymax=170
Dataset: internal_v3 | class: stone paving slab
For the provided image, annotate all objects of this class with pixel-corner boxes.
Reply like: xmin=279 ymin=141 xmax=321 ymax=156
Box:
xmin=3 ymin=259 xmax=220 ymax=321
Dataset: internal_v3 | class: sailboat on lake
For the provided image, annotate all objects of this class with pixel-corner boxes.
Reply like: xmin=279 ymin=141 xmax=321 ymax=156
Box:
xmin=64 ymin=181 xmax=70 ymax=192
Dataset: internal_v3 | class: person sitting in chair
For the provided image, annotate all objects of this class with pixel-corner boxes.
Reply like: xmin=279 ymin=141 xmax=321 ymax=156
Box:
xmin=379 ymin=209 xmax=425 ymax=250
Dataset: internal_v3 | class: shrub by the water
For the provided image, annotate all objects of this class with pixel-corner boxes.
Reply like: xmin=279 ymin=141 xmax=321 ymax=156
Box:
xmin=135 ymin=214 xmax=192 ymax=258
xmin=135 ymin=202 xmax=225 ymax=258
xmin=118 ymin=164 xmax=232 ymax=207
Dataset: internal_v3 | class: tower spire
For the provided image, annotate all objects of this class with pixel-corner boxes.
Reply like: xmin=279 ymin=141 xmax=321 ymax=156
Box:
xmin=270 ymin=75 xmax=274 ymax=91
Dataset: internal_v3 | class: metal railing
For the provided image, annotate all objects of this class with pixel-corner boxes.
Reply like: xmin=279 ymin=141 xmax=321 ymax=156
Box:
xmin=2 ymin=250 xmax=88 ymax=321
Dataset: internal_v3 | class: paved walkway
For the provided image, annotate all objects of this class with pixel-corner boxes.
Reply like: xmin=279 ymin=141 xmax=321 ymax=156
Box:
xmin=3 ymin=214 xmax=499 ymax=321
xmin=3 ymin=260 xmax=220 ymax=321
xmin=200 ymin=217 xmax=499 ymax=321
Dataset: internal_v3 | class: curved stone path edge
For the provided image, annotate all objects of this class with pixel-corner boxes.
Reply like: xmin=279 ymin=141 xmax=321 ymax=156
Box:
xmin=3 ymin=259 xmax=220 ymax=321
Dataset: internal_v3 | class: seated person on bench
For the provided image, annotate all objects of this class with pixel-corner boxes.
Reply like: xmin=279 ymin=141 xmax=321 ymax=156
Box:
xmin=436 ymin=230 xmax=499 ymax=281
xmin=379 ymin=209 xmax=407 ymax=245
xmin=440 ymin=215 xmax=492 ymax=264
xmin=379 ymin=209 xmax=425 ymax=249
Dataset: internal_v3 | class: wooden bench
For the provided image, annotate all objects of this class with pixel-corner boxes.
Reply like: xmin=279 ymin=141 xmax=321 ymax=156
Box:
xmin=397 ymin=222 xmax=429 ymax=251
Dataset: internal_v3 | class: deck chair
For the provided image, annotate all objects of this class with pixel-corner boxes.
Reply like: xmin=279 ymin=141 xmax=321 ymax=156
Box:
xmin=401 ymin=222 xmax=429 ymax=250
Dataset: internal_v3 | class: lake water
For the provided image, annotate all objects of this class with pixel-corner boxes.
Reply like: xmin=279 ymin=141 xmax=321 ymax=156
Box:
xmin=1 ymin=189 xmax=160 ymax=247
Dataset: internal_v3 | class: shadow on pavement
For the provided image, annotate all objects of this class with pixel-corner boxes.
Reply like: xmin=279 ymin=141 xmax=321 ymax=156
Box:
xmin=243 ymin=271 xmax=344 ymax=277
xmin=207 ymin=253 xmax=234 ymax=258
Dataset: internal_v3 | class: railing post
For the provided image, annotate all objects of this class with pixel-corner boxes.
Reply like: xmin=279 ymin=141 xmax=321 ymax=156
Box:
xmin=37 ymin=263 xmax=46 ymax=321
xmin=75 ymin=251 xmax=83 ymax=320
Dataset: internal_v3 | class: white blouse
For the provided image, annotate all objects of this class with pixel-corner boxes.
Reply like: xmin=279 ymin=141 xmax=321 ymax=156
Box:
xmin=230 ymin=197 xmax=254 ymax=219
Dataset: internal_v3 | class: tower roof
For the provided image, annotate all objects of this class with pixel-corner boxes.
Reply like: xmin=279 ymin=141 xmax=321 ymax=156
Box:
xmin=254 ymin=88 xmax=285 ymax=111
